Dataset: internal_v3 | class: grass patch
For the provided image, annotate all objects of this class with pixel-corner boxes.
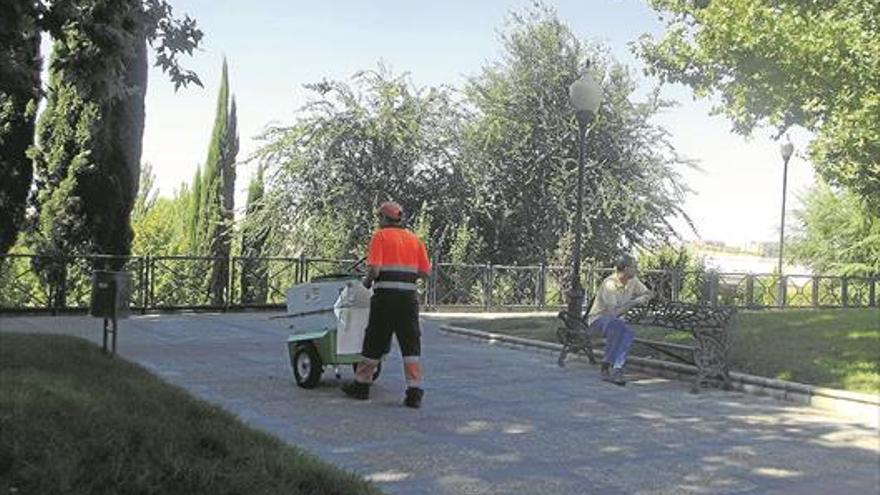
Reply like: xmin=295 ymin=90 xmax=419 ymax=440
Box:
xmin=0 ymin=333 xmax=382 ymax=495
xmin=439 ymin=308 xmax=880 ymax=394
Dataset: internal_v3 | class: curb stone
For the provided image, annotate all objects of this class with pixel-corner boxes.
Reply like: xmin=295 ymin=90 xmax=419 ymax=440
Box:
xmin=438 ymin=323 xmax=880 ymax=426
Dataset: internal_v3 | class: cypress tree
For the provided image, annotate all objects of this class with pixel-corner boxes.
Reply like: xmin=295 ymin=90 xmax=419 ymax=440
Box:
xmin=188 ymin=165 xmax=202 ymax=252
xmin=198 ymin=59 xmax=238 ymax=305
xmin=27 ymin=49 xmax=102 ymax=307
xmin=240 ymin=165 xmax=268 ymax=304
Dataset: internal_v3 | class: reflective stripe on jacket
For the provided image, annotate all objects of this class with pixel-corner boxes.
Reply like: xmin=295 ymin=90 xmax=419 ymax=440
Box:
xmin=367 ymin=226 xmax=431 ymax=291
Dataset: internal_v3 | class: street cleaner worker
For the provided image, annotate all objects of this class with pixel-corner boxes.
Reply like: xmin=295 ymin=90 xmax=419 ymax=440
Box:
xmin=342 ymin=201 xmax=432 ymax=408
xmin=586 ymin=254 xmax=653 ymax=386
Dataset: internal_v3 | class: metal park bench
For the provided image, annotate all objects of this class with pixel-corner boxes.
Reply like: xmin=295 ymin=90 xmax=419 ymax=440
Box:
xmin=557 ymin=299 xmax=736 ymax=393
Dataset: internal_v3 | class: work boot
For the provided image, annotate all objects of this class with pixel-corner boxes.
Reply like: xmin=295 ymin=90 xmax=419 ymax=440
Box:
xmin=341 ymin=381 xmax=370 ymax=400
xmin=601 ymin=368 xmax=627 ymax=386
xmin=404 ymin=387 xmax=424 ymax=408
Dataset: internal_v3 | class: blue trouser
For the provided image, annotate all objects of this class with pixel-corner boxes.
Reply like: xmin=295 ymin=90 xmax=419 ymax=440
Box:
xmin=589 ymin=315 xmax=635 ymax=369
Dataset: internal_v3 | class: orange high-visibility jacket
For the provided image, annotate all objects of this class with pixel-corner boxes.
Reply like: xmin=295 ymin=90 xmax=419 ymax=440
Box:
xmin=367 ymin=226 xmax=431 ymax=291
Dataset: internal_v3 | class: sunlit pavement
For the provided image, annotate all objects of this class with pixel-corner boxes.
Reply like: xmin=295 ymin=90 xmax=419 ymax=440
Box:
xmin=3 ymin=313 xmax=878 ymax=495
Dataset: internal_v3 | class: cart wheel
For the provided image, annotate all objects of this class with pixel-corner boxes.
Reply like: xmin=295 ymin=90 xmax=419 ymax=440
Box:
xmin=351 ymin=362 xmax=382 ymax=382
xmin=293 ymin=344 xmax=323 ymax=389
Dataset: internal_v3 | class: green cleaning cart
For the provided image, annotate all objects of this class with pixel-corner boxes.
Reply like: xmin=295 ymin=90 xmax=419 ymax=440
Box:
xmin=284 ymin=274 xmax=381 ymax=388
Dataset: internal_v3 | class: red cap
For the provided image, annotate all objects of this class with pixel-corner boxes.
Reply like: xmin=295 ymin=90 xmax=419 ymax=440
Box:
xmin=378 ymin=201 xmax=403 ymax=221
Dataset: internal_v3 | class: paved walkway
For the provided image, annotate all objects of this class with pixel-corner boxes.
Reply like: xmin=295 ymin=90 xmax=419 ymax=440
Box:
xmin=2 ymin=313 xmax=878 ymax=495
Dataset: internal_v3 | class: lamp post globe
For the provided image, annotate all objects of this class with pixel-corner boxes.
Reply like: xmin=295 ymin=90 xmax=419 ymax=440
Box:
xmin=566 ymin=71 xmax=603 ymax=317
xmin=569 ymin=72 xmax=603 ymax=115
xmin=780 ymin=141 xmax=794 ymax=162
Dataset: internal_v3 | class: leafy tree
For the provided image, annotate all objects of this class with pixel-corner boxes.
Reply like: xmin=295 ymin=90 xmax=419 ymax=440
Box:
xmin=463 ymin=4 xmax=693 ymax=266
xmin=637 ymin=0 xmax=880 ymax=210
xmin=131 ymin=189 xmax=191 ymax=257
xmin=448 ymin=217 xmax=481 ymax=265
xmin=789 ymin=182 xmax=879 ymax=277
xmin=412 ymin=200 xmax=433 ymax=253
xmin=0 ymin=0 xmax=41 ymax=254
xmin=131 ymin=163 xmax=192 ymax=256
xmin=637 ymin=245 xmax=708 ymax=301
xmin=132 ymin=162 xmax=158 ymax=222
xmin=195 ymin=59 xmax=238 ymax=305
xmin=253 ymin=67 xmax=467 ymax=260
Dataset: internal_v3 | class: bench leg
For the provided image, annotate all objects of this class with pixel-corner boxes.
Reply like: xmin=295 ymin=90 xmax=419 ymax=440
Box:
xmin=558 ymin=345 xmax=570 ymax=367
xmin=690 ymin=369 xmax=706 ymax=394
xmin=582 ymin=344 xmax=597 ymax=365
xmin=719 ymin=368 xmax=733 ymax=391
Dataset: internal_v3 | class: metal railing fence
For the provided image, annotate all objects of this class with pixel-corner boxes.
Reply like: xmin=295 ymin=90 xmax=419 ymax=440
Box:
xmin=1 ymin=253 xmax=876 ymax=313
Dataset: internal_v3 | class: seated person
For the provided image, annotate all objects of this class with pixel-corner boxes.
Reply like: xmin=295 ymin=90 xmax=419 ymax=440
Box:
xmin=586 ymin=254 xmax=653 ymax=385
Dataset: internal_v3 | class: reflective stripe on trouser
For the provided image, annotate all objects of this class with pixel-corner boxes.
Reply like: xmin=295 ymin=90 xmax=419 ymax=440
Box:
xmin=404 ymin=356 xmax=422 ymax=388
xmin=590 ymin=316 xmax=635 ymax=369
xmin=354 ymin=357 xmax=380 ymax=384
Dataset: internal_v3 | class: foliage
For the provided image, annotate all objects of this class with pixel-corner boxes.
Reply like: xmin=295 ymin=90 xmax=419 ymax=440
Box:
xmin=789 ymin=182 xmax=880 ymax=277
xmin=0 ymin=0 xmax=41 ymax=255
xmin=448 ymin=217 xmax=482 ymax=265
xmin=637 ymin=245 xmax=708 ymax=301
xmin=463 ymin=4 xmax=694 ymax=266
xmin=40 ymin=0 xmax=203 ymax=101
xmin=637 ymin=0 xmax=880 ymax=210
xmin=131 ymin=183 xmax=191 ymax=256
xmin=253 ymin=66 xmax=466 ymax=259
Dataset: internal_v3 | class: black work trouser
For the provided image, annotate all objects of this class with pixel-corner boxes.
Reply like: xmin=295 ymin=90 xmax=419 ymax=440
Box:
xmin=361 ymin=289 xmax=421 ymax=359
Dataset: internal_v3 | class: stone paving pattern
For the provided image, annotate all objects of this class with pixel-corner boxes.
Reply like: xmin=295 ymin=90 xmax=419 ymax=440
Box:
xmin=2 ymin=313 xmax=878 ymax=494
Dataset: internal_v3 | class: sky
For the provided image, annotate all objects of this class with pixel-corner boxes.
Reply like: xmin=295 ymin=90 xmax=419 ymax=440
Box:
xmin=140 ymin=0 xmax=816 ymax=248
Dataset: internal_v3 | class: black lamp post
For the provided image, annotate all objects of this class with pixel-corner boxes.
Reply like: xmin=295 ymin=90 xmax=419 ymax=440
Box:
xmin=777 ymin=137 xmax=794 ymax=307
xmin=567 ymin=72 xmax=603 ymax=316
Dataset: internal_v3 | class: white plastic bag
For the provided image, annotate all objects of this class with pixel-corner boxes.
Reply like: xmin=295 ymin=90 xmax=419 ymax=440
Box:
xmin=333 ymin=281 xmax=373 ymax=355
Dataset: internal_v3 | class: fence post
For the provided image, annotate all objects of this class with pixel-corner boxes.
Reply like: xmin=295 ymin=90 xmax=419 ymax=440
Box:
xmin=47 ymin=265 xmax=55 ymax=315
xmin=841 ymin=277 xmax=849 ymax=308
xmin=710 ymin=272 xmax=719 ymax=306
xmin=671 ymin=269 xmax=681 ymax=302
xmin=745 ymin=275 xmax=755 ymax=308
xmin=426 ymin=256 xmax=437 ymax=310
xmin=870 ymin=277 xmax=877 ymax=307
xmin=484 ymin=263 xmax=493 ymax=311
xmin=300 ymin=253 xmax=308 ymax=284
xmin=778 ymin=275 xmax=787 ymax=308
xmin=537 ymin=263 xmax=546 ymax=309
xmin=148 ymin=257 xmax=156 ymax=310
xmin=140 ymin=256 xmax=148 ymax=314
xmin=811 ymin=277 xmax=819 ymax=308
xmin=224 ymin=256 xmax=233 ymax=312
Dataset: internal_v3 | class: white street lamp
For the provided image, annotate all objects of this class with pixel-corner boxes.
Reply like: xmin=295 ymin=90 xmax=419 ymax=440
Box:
xmin=777 ymin=136 xmax=794 ymax=307
xmin=567 ymin=71 xmax=603 ymax=317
